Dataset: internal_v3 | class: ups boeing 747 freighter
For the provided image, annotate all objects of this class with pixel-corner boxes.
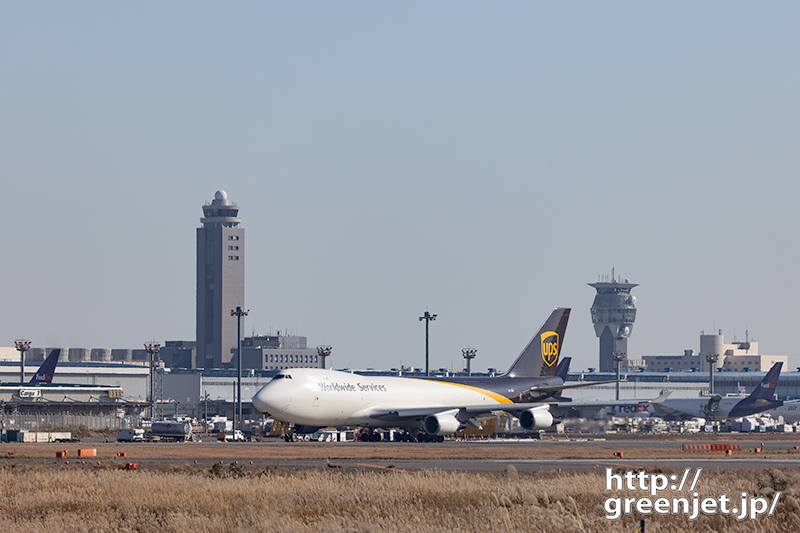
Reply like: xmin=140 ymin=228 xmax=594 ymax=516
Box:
xmin=253 ymin=308 xmax=614 ymax=441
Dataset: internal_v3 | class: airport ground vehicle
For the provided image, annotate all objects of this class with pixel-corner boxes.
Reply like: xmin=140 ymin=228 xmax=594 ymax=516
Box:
xmin=217 ymin=430 xmax=246 ymax=442
xmin=149 ymin=421 xmax=192 ymax=442
xmin=116 ymin=428 xmax=145 ymax=442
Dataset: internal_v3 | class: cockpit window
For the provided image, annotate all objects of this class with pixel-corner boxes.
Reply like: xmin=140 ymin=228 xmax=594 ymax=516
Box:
xmin=273 ymin=374 xmax=292 ymax=380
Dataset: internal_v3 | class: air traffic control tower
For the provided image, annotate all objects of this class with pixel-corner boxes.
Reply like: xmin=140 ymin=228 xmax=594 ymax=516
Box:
xmin=589 ymin=271 xmax=638 ymax=372
xmin=197 ymin=190 xmax=244 ymax=369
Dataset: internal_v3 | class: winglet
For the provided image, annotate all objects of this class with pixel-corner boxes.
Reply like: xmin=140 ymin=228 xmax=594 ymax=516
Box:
xmin=651 ymin=390 xmax=673 ymax=404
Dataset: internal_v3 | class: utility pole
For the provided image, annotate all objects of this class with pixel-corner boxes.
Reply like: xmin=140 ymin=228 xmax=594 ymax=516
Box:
xmin=612 ymin=352 xmax=626 ymax=401
xmin=144 ymin=342 xmax=161 ymax=419
xmin=419 ymin=311 xmax=437 ymax=376
xmin=14 ymin=340 xmax=31 ymax=384
xmin=231 ymin=306 xmax=248 ymax=432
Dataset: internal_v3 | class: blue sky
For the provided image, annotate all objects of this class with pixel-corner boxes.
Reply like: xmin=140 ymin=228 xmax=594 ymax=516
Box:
xmin=2 ymin=3 xmax=799 ymax=372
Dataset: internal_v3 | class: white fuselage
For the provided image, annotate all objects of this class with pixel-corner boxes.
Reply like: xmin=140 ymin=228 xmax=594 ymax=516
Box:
xmin=767 ymin=400 xmax=800 ymax=422
xmin=251 ymin=368 xmax=512 ymax=428
xmin=656 ymin=397 xmax=746 ymax=420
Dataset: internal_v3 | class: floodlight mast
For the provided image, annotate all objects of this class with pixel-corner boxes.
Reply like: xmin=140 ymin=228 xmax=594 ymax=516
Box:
xmin=706 ymin=353 xmax=719 ymax=395
xmin=612 ymin=352 xmax=626 ymax=401
xmin=419 ymin=311 xmax=437 ymax=376
xmin=144 ymin=342 xmax=161 ymax=419
xmin=317 ymin=346 xmax=332 ymax=369
xmin=14 ymin=340 xmax=31 ymax=384
xmin=231 ymin=306 xmax=249 ymax=432
xmin=462 ymin=348 xmax=477 ymax=376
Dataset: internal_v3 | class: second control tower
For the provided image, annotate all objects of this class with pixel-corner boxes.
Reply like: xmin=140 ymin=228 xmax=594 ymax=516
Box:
xmin=589 ymin=270 xmax=638 ymax=372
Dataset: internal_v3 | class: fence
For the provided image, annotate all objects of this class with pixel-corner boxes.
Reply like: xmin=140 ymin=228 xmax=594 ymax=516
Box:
xmin=0 ymin=413 xmax=142 ymax=431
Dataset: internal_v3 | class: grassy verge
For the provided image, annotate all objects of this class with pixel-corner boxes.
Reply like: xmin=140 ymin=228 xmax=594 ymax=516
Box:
xmin=0 ymin=465 xmax=796 ymax=532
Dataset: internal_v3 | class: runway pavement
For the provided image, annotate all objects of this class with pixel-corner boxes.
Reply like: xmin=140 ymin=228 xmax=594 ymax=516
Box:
xmin=26 ymin=435 xmax=800 ymax=473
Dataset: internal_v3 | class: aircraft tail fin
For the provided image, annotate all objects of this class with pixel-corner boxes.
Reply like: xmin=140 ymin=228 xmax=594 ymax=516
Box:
xmin=747 ymin=362 xmax=782 ymax=400
xmin=29 ymin=349 xmax=60 ymax=384
xmin=555 ymin=357 xmax=571 ymax=382
xmin=728 ymin=362 xmax=783 ymax=419
xmin=505 ymin=308 xmax=570 ymax=378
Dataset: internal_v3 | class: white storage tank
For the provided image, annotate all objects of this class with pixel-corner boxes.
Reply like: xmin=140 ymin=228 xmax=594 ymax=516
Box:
xmin=69 ymin=348 xmax=91 ymax=362
xmin=700 ymin=333 xmax=725 ymax=370
xmin=91 ymin=348 xmax=112 ymax=362
xmin=112 ymin=349 xmax=133 ymax=362
xmin=48 ymin=348 xmax=70 ymax=363
xmin=28 ymin=348 xmax=45 ymax=362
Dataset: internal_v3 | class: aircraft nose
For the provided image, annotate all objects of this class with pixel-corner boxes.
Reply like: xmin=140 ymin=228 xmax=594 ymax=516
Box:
xmin=252 ymin=384 xmax=274 ymax=415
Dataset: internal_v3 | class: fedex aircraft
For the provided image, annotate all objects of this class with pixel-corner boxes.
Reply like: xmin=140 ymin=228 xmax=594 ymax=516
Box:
xmin=2 ymin=348 xmax=62 ymax=385
xmin=29 ymin=348 xmax=61 ymax=384
xmin=253 ymin=308 xmax=613 ymax=441
xmin=650 ymin=362 xmax=784 ymax=421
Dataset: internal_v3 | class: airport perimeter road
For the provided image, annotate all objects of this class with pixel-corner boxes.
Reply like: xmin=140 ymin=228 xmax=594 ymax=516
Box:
xmin=6 ymin=436 xmax=800 ymax=473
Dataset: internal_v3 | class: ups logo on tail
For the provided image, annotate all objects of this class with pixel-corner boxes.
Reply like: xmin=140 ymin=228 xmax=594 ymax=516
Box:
xmin=540 ymin=331 xmax=559 ymax=367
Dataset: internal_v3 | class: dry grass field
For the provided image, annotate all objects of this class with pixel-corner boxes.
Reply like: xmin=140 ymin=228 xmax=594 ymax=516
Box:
xmin=5 ymin=435 xmax=800 ymax=463
xmin=0 ymin=462 xmax=798 ymax=532
xmin=2 ymin=438 xmax=799 ymax=531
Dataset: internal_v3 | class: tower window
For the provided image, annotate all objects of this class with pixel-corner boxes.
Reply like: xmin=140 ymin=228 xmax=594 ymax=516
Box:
xmin=228 ymin=256 xmax=239 ymax=260
xmin=228 ymin=235 xmax=239 ymax=241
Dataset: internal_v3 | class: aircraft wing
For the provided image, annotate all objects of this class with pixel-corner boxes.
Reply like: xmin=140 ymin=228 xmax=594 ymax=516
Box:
xmin=368 ymin=403 xmax=549 ymax=422
xmin=649 ymin=401 xmax=692 ymax=421
xmin=546 ymin=398 xmax=658 ymax=419
xmin=532 ymin=380 xmax=618 ymax=394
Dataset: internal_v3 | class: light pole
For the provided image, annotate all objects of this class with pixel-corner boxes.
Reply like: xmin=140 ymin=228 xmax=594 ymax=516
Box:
xmin=231 ymin=306 xmax=248 ymax=432
xmin=316 ymin=346 xmax=332 ymax=369
xmin=144 ymin=342 xmax=161 ymax=420
xmin=419 ymin=311 xmax=437 ymax=376
xmin=462 ymin=348 xmax=477 ymax=376
xmin=202 ymin=392 xmax=210 ymax=433
xmin=706 ymin=353 xmax=719 ymax=395
xmin=612 ymin=352 xmax=626 ymax=401
xmin=14 ymin=340 xmax=31 ymax=384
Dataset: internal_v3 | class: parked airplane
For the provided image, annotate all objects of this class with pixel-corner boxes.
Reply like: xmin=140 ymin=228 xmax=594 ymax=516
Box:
xmin=650 ymin=362 xmax=784 ymax=421
xmin=762 ymin=399 xmax=800 ymax=423
xmin=252 ymin=308 xmax=609 ymax=440
xmin=548 ymin=393 xmax=670 ymax=420
xmin=537 ymin=356 xmax=658 ymax=420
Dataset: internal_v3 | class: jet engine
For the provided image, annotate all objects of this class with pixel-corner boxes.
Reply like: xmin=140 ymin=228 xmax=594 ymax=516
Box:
xmin=424 ymin=413 xmax=461 ymax=436
xmin=519 ymin=407 xmax=553 ymax=431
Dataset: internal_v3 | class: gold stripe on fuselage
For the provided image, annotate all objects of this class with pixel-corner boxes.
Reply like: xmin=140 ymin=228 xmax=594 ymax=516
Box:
xmin=409 ymin=379 xmax=514 ymax=404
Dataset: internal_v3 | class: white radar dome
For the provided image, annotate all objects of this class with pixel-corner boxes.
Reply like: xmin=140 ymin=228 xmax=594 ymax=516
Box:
xmin=215 ymin=190 xmax=228 ymax=200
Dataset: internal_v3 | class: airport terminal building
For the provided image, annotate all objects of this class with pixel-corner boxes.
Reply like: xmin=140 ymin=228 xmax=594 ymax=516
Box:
xmin=643 ymin=332 xmax=788 ymax=373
